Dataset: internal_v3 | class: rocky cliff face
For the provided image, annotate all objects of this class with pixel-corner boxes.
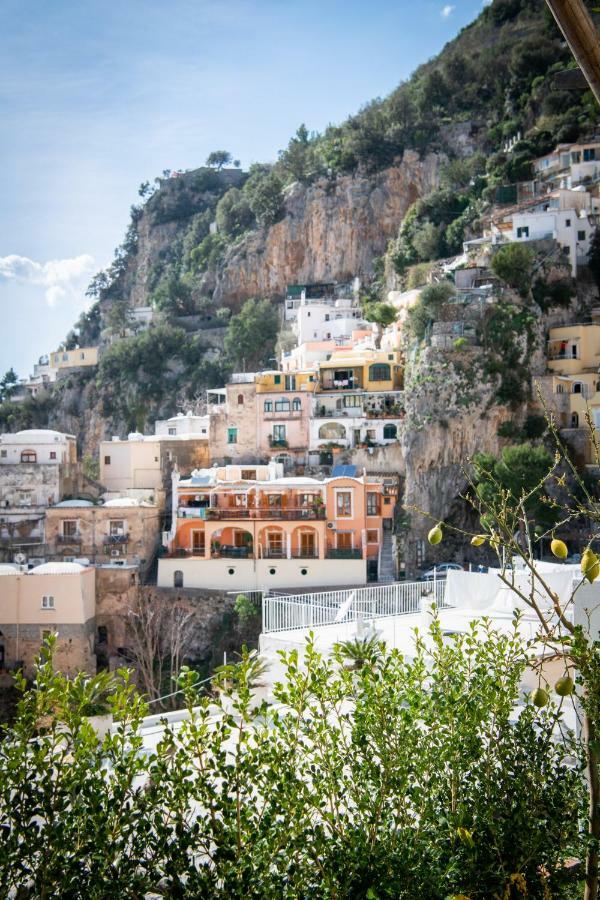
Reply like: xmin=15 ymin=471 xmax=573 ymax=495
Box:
xmin=211 ymin=152 xmax=443 ymax=308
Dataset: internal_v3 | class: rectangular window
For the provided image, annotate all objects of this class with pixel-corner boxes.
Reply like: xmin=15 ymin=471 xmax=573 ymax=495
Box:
xmin=62 ymin=520 xmax=77 ymax=537
xmin=274 ymin=399 xmax=290 ymax=412
xmin=367 ymin=529 xmax=379 ymax=543
xmin=264 ymin=400 xmax=273 ymax=412
xmin=516 ymin=226 xmax=529 ymax=239
xmin=565 ymin=218 xmax=571 ymax=227
xmin=285 ymin=375 xmax=296 ymax=391
xmin=273 ymin=375 xmax=281 ymax=385
xmin=168 ymin=427 xmax=176 ymax=435
xmin=578 ymin=230 xmax=586 ymax=241
xmin=324 ymin=314 xmax=330 ymax=321
xmin=104 ymin=455 xmax=111 ymax=465
xmin=1 ymin=450 xmax=6 ymax=458
xmin=41 ymin=596 xmax=55 ymax=610
xmin=227 ymin=428 xmax=238 ymax=444
xmin=266 ymin=531 xmax=284 ymax=555
xmin=268 ymin=493 xmax=282 ymax=508
xmin=336 ymin=491 xmax=352 ymax=518
xmin=49 ymin=451 xmax=56 ymax=460
xmin=80 ymin=352 xmax=85 ymax=360
xmin=366 ymin=493 xmax=380 ymax=516
xmin=584 ymin=148 xmax=596 ymax=161
xmin=109 ymin=520 xmax=125 ymax=536
xmin=336 ymin=532 xmax=352 ymax=550
xmin=415 ymin=539 xmax=425 ymax=567
xmin=273 ymin=424 xmax=286 ymax=441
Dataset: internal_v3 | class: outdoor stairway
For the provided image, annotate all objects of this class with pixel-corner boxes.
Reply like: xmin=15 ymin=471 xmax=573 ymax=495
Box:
xmin=378 ymin=530 xmax=395 ymax=583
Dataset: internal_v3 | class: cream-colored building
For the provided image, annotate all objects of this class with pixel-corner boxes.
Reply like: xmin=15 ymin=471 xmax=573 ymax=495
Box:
xmin=0 ymin=562 xmax=96 ymax=676
xmin=49 ymin=347 xmax=99 ymax=369
xmin=45 ymin=498 xmax=160 ymax=567
xmin=100 ymin=434 xmax=163 ymax=492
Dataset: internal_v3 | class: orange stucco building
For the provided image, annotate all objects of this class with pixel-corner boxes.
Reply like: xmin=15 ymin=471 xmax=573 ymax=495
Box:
xmin=158 ymin=463 xmax=397 ymax=590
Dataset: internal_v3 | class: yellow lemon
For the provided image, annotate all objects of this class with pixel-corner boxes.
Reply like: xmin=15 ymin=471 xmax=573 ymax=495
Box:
xmin=582 ymin=548 xmax=600 ymax=583
xmin=555 ymin=675 xmax=574 ymax=697
xmin=470 ymin=534 xmax=486 ymax=547
xmin=428 ymin=524 xmax=443 ymax=545
xmin=532 ymin=687 xmax=549 ymax=708
xmin=550 ymin=538 xmax=568 ymax=559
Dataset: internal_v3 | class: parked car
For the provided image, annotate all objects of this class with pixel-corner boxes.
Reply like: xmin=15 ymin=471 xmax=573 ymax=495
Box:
xmin=421 ymin=563 xmax=463 ymax=580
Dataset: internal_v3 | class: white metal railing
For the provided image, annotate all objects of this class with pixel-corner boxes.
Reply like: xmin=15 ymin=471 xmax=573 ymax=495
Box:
xmin=262 ymin=579 xmax=447 ymax=633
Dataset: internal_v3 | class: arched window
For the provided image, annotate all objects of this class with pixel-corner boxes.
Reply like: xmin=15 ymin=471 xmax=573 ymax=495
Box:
xmin=556 ymin=384 xmax=564 ymax=394
xmin=318 ymin=422 xmax=346 ymax=440
xmin=369 ymin=364 xmax=391 ymax=382
xmin=20 ymin=450 xmax=36 ymax=463
xmin=275 ymin=399 xmax=290 ymax=412
xmin=571 ymin=412 xmax=579 ymax=428
xmin=383 ymin=424 xmax=397 ymax=440
xmin=237 ymin=394 xmax=244 ymax=405
xmin=174 ymin=570 xmax=184 ymax=588
xmin=573 ymin=382 xmax=584 ymax=394
xmin=292 ymin=397 xmax=301 ymax=411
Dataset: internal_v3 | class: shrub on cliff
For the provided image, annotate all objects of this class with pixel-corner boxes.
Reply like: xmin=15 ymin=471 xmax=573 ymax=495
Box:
xmin=491 ymin=244 xmax=535 ymax=297
xmin=224 ymin=298 xmax=279 ymax=370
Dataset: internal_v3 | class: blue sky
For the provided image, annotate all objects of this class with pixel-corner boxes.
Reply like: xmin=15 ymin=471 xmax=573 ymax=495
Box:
xmin=0 ymin=0 xmax=484 ymax=375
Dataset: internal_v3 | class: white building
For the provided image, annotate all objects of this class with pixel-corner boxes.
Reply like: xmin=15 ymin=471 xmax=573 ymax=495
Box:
xmin=0 ymin=429 xmax=77 ymax=466
xmin=293 ymin=297 xmax=368 ymax=345
xmin=509 ymin=206 xmax=597 ymax=275
xmin=154 ymin=412 xmax=210 ymax=438
xmin=310 ymin=392 xmax=404 ymax=451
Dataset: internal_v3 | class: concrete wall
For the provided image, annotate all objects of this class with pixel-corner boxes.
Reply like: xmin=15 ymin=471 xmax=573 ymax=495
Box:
xmin=100 ymin=439 xmax=162 ymax=492
xmin=157 ymin=557 xmax=366 ymax=591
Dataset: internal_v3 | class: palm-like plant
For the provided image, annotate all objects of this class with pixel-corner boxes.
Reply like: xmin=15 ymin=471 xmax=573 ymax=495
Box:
xmin=335 ymin=635 xmax=383 ymax=670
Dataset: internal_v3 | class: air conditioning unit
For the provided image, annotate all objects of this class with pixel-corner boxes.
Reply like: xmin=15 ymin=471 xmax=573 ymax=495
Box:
xmin=111 ymin=549 xmax=122 ymax=557
xmin=28 ymin=557 xmax=46 ymax=567
xmin=327 ymin=522 xmax=334 ymax=529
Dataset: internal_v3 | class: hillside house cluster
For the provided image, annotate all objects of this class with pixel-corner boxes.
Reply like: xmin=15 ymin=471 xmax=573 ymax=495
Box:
xmin=465 ymin=139 xmax=600 ymax=276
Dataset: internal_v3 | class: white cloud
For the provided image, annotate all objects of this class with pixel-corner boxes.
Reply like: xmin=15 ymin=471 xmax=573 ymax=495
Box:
xmin=0 ymin=253 xmax=95 ymax=306
xmin=441 ymin=4 xmax=455 ymax=16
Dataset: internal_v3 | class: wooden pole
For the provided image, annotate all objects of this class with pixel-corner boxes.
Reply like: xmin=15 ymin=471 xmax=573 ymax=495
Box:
xmin=545 ymin=0 xmax=600 ymax=104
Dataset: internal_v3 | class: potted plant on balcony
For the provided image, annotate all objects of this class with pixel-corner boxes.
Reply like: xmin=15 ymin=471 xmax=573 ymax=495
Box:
xmin=211 ymin=539 xmax=221 ymax=557
xmin=311 ymin=496 xmax=325 ymax=517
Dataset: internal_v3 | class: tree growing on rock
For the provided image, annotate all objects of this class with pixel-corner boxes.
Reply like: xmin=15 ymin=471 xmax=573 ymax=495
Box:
xmin=206 ymin=150 xmax=232 ymax=170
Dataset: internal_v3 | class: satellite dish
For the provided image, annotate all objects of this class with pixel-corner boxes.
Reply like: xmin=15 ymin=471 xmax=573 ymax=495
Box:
xmin=14 ymin=553 xmax=26 ymax=565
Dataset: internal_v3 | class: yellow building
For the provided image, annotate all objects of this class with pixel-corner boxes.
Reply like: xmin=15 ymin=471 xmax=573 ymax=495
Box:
xmin=50 ymin=347 xmax=99 ymax=369
xmin=316 ymin=348 xmax=403 ymax=393
xmin=546 ymin=322 xmax=600 ymax=463
xmin=254 ymin=370 xmax=316 ymax=393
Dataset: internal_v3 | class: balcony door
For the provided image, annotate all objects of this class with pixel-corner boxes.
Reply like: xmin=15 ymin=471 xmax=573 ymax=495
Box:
xmin=336 ymin=532 xmax=353 ymax=551
xmin=191 ymin=530 xmax=205 ymax=554
xmin=300 ymin=531 xmax=316 ymax=558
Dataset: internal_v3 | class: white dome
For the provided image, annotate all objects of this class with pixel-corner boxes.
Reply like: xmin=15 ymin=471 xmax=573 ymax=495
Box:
xmin=54 ymin=499 xmax=94 ymax=508
xmin=14 ymin=429 xmax=66 ymax=440
xmin=31 ymin=562 xmax=85 ymax=575
xmin=103 ymin=497 xmax=140 ymax=507
xmin=0 ymin=564 xmax=19 ymax=576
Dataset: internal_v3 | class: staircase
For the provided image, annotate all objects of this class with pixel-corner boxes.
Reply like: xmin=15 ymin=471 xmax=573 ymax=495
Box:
xmin=378 ymin=529 xmax=396 ymax=583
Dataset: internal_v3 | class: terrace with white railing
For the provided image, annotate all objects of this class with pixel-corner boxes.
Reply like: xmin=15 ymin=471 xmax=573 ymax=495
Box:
xmin=262 ymin=579 xmax=447 ymax=634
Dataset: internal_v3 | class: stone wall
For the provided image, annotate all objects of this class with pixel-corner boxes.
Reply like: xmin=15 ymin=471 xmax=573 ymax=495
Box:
xmin=0 ymin=620 xmax=96 ymax=677
xmin=45 ymin=505 xmax=161 ymax=566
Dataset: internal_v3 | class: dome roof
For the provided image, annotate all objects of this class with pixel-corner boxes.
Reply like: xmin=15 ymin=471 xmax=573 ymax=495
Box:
xmin=14 ymin=429 xmax=66 ymax=440
xmin=54 ymin=499 xmax=94 ymax=508
xmin=0 ymin=564 xmax=19 ymax=576
xmin=103 ymin=497 xmax=141 ymax=507
xmin=31 ymin=562 xmax=86 ymax=575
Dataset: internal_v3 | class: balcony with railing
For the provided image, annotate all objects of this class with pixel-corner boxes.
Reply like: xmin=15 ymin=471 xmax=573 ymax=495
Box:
xmin=326 ymin=547 xmax=363 ymax=560
xmin=104 ymin=534 xmax=129 ymax=545
xmin=57 ymin=533 xmax=82 ymax=544
xmin=319 ymin=369 xmax=363 ymax=392
xmin=204 ymin=507 xmax=326 ymax=521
